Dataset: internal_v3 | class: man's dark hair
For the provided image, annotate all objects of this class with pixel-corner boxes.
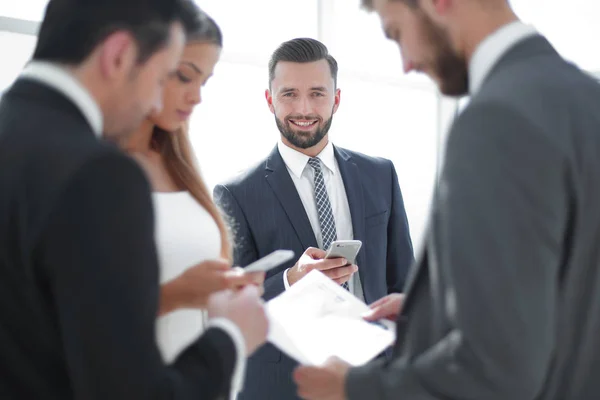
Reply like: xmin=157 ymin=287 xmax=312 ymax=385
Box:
xmin=361 ymin=0 xmax=417 ymax=10
xmin=268 ymin=38 xmax=338 ymax=88
xmin=33 ymin=0 xmax=200 ymax=65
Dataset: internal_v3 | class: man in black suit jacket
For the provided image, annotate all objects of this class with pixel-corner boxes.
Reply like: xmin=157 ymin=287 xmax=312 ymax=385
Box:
xmin=0 ymin=1 xmax=267 ymax=399
xmin=214 ymin=38 xmax=414 ymax=400
xmin=294 ymin=1 xmax=600 ymax=399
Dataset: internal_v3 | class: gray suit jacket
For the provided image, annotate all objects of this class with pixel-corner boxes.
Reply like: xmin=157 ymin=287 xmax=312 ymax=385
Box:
xmin=347 ymin=35 xmax=600 ymax=399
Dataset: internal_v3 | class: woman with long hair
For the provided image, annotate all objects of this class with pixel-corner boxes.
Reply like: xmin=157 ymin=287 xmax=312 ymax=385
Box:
xmin=123 ymin=7 xmax=262 ymax=364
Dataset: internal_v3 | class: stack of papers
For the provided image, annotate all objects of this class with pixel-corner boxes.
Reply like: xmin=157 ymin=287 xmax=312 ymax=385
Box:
xmin=266 ymin=270 xmax=396 ymax=366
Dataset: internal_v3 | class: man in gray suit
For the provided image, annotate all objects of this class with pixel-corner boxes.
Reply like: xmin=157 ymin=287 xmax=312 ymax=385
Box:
xmin=294 ymin=0 xmax=600 ymax=399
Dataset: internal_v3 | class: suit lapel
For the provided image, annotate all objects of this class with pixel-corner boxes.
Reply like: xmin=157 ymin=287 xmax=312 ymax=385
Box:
xmin=265 ymin=146 xmax=318 ymax=250
xmin=402 ymin=243 xmax=427 ymax=308
xmin=334 ymin=147 xmax=366 ymax=271
xmin=401 ymin=187 xmax=436 ymax=308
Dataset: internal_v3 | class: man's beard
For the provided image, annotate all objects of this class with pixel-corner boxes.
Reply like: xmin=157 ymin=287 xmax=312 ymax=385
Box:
xmin=275 ymin=112 xmax=334 ymax=149
xmin=421 ymin=12 xmax=469 ymax=96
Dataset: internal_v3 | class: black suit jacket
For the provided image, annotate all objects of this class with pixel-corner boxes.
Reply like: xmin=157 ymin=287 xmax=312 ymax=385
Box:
xmin=214 ymin=145 xmax=414 ymax=400
xmin=0 ymin=79 xmax=236 ymax=399
xmin=347 ymin=35 xmax=600 ymax=400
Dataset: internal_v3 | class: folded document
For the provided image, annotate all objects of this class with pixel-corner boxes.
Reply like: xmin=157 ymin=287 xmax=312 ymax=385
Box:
xmin=266 ymin=270 xmax=396 ymax=366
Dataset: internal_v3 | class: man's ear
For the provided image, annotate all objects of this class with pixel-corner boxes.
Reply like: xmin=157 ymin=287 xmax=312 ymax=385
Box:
xmin=97 ymin=31 xmax=137 ymax=82
xmin=420 ymin=0 xmax=453 ymax=23
xmin=265 ymin=88 xmax=275 ymax=114
xmin=332 ymin=88 xmax=341 ymax=114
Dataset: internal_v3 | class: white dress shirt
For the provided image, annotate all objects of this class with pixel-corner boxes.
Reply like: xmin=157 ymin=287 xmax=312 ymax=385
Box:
xmin=153 ymin=192 xmax=246 ymax=399
xmin=20 ymin=62 xmax=103 ymax=136
xmin=469 ymin=21 xmax=537 ymax=95
xmin=278 ymin=140 xmax=365 ymax=301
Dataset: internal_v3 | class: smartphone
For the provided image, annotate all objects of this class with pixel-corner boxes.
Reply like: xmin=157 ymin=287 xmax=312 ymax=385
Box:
xmin=324 ymin=240 xmax=362 ymax=265
xmin=244 ymin=250 xmax=295 ymax=273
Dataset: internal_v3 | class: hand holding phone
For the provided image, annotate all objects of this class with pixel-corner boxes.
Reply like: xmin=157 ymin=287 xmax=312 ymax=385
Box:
xmin=324 ymin=240 xmax=362 ymax=265
xmin=286 ymin=247 xmax=359 ymax=287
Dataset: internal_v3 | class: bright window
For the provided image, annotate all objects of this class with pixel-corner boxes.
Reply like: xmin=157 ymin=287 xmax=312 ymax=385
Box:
xmin=198 ymin=0 xmax=319 ymax=63
xmin=328 ymin=0 xmax=432 ymax=86
xmin=0 ymin=31 xmax=36 ymax=93
xmin=512 ymin=0 xmax=600 ymax=71
xmin=0 ymin=1 xmax=48 ymax=22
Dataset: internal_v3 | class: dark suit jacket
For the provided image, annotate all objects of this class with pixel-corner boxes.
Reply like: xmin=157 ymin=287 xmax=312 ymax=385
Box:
xmin=0 ymin=79 xmax=237 ymax=399
xmin=347 ymin=35 xmax=600 ymax=400
xmin=214 ymin=145 xmax=414 ymax=400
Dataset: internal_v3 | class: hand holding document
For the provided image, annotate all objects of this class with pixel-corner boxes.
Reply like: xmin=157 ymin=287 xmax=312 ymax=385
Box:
xmin=266 ymin=270 xmax=396 ymax=366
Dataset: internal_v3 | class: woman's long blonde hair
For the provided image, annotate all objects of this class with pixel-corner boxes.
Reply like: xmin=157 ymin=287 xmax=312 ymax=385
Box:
xmin=152 ymin=8 xmax=231 ymax=260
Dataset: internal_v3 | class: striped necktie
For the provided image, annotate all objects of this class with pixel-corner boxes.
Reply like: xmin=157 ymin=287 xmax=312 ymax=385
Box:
xmin=308 ymin=157 xmax=349 ymax=290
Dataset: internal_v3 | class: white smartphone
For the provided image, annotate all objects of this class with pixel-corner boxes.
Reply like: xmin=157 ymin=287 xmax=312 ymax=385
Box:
xmin=325 ymin=240 xmax=362 ymax=265
xmin=243 ymin=250 xmax=295 ymax=273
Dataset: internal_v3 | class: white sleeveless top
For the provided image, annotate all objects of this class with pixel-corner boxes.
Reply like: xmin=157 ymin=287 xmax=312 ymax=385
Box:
xmin=153 ymin=191 xmax=221 ymax=363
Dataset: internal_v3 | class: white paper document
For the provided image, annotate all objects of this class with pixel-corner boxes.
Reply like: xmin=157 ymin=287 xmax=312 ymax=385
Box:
xmin=266 ymin=270 xmax=396 ymax=366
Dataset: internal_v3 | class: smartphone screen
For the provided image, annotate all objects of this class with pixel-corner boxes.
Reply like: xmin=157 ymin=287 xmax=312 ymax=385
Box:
xmin=325 ymin=240 xmax=362 ymax=265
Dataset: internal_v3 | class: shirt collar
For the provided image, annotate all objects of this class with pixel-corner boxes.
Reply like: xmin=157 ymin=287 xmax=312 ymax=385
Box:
xmin=277 ymin=140 xmax=337 ymax=179
xmin=20 ymin=61 xmax=103 ymax=136
xmin=469 ymin=21 xmax=537 ymax=95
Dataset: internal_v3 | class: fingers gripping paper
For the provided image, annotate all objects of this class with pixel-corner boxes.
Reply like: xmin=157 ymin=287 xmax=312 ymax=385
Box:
xmin=266 ymin=270 xmax=396 ymax=366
